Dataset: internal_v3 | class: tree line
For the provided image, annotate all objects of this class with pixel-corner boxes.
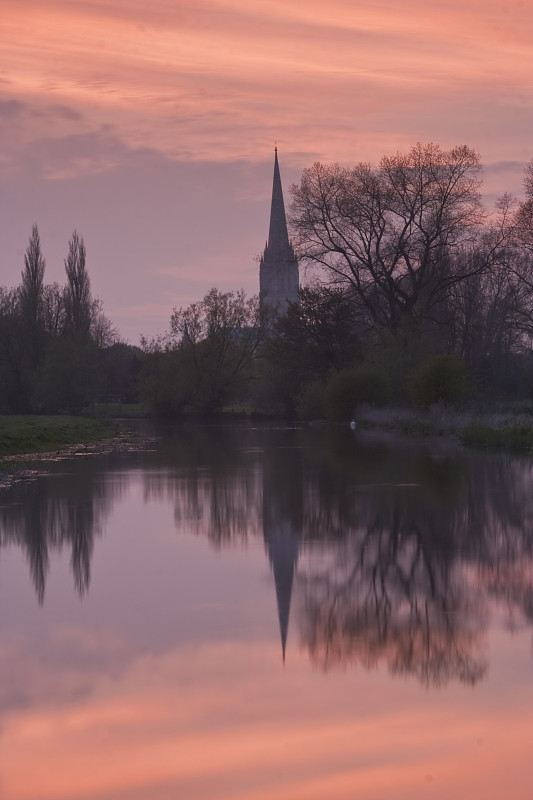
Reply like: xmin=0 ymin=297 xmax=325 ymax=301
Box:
xmin=288 ymin=144 xmax=533 ymax=406
xmin=0 ymin=226 xmax=141 ymax=413
xmin=141 ymin=144 xmax=533 ymax=417
xmin=2 ymin=143 xmax=533 ymax=418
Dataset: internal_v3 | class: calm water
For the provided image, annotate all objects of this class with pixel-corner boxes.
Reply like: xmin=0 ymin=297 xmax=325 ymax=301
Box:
xmin=1 ymin=422 xmax=532 ymax=800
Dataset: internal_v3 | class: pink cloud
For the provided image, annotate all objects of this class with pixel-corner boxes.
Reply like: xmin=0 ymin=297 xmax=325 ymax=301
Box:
xmin=1 ymin=0 xmax=531 ymax=339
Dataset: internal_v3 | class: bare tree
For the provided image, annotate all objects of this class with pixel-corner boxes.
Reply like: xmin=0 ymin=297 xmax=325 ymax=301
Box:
xmin=42 ymin=282 xmax=65 ymax=338
xmin=169 ymin=288 xmax=262 ymax=413
xmin=141 ymin=288 xmax=262 ymax=414
xmin=290 ymin=143 xmax=508 ymax=337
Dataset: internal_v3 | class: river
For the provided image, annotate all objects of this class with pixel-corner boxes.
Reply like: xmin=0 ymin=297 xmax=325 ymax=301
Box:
xmin=1 ymin=422 xmax=532 ymax=799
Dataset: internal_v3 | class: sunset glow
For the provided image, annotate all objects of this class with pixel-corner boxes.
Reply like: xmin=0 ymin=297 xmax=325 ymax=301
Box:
xmin=2 ymin=638 xmax=532 ymax=800
xmin=2 ymin=0 xmax=533 ymax=339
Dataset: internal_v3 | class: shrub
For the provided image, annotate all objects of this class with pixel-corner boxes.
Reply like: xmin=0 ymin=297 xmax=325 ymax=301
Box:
xmin=296 ymin=380 xmax=326 ymax=420
xmin=324 ymin=366 xmax=390 ymax=421
xmin=408 ymin=355 xmax=471 ymax=408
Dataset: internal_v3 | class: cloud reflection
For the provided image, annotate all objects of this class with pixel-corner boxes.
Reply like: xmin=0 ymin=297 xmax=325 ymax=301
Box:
xmin=2 ymin=426 xmax=533 ymax=798
xmin=2 ymin=638 xmax=532 ymax=800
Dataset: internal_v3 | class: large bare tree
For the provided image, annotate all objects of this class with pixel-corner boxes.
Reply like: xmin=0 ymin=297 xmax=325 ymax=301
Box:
xmin=290 ymin=143 xmax=507 ymax=336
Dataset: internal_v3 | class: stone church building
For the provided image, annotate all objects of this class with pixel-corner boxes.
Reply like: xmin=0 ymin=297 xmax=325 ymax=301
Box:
xmin=259 ymin=148 xmax=299 ymax=314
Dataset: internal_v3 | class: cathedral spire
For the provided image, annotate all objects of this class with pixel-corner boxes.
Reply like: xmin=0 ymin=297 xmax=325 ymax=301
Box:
xmin=259 ymin=148 xmax=299 ymax=315
xmin=266 ymin=147 xmax=291 ymax=262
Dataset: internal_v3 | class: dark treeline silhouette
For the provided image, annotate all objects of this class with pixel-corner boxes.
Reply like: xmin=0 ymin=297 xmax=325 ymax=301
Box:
xmin=0 ymin=226 xmax=142 ymax=413
xmin=3 ymin=145 xmax=533 ymax=417
xmin=138 ymin=145 xmax=533 ymax=417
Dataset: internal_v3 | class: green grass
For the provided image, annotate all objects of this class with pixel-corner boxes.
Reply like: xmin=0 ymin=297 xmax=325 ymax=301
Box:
xmin=0 ymin=415 xmax=116 ymax=459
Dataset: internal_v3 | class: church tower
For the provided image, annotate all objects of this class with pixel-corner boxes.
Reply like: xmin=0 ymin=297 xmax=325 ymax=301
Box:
xmin=259 ymin=148 xmax=299 ymax=315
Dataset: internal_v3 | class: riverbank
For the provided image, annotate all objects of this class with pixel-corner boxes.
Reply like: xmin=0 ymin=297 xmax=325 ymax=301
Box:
xmin=0 ymin=415 xmax=152 ymax=490
xmin=354 ymin=404 xmax=533 ymax=450
xmin=0 ymin=415 xmax=117 ymax=459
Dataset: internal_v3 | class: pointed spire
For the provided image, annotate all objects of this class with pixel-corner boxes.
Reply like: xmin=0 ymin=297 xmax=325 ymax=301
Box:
xmin=265 ymin=147 xmax=291 ymax=261
xmin=259 ymin=147 xmax=299 ymax=314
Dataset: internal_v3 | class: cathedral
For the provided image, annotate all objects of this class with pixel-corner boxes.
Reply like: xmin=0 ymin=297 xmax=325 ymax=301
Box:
xmin=259 ymin=148 xmax=299 ymax=314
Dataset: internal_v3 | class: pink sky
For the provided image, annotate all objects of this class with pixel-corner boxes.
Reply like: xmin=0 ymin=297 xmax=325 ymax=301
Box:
xmin=2 ymin=0 xmax=533 ymax=342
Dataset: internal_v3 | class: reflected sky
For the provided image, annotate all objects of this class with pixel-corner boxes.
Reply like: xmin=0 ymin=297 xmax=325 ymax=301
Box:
xmin=1 ymin=424 xmax=532 ymax=798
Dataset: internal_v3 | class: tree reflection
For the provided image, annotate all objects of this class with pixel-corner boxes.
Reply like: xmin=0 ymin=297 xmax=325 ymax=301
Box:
xmin=296 ymin=431 xmax=533 ymax=686
xmin=299 ymin=492 xmax=489 ymax=685
xmin=137 ymin=424 xmax=533 ymax=685
xmin=142 ymin=423 xmax=263 ymax=545
xmin=1 ymin=423 xmax=532 ymax=689
xmin=0 ymin=458 xmax=127 ymax=602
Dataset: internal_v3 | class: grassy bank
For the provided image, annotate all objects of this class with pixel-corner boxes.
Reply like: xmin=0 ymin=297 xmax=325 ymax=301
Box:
xmin=460 ymin=423 xmax=533 ymax=450
xmin=354 ymin=404 xmax=533 ymax=451
xmin=0 ymin=415 xmax=116 ymax=459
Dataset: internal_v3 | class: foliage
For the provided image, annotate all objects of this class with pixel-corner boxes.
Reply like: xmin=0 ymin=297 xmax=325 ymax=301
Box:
xmin=38 ymin=336 xmax=102 ymax=413
xmin=296 ymin=379 xmax=326 ymax=420
xmin=262 ymin=285 xmax=362 ymax=414
xmin=64 ymin=231 xmax=92 ymax=337
xmin=141 ymin=288 xmax=262 ymax=415
xmin=98 ymin=343 xmax=144 ymax=403
xmin=324 ymin=366 xmax=391 ymax=421
xmin=20 ymin=223 xmax=46 ymax=368
xmin=0 ymin=226 xmax=117 ymax=414
xmin=408 ymin=354 xmax=471 ymax=408
xmin=139 ymin=349 xmax=190 ymax=417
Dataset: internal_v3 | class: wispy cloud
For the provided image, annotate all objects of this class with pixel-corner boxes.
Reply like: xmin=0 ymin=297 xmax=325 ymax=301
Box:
xmin=3 ymin=0 xmax=533 ymax=169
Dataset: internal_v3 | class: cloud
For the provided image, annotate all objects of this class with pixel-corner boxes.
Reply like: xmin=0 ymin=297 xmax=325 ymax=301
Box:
xmin=2 ymin=0 xmax=532 ymax=340
xmin=0 ymin=99 xmax=25 ymax=117
xmin=3 ymin=0 xmax=533 ymax=167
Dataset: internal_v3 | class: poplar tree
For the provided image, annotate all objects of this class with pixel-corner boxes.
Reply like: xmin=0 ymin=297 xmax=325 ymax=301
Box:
xmin=20 ymin=224 xmax=46 ymax=363
xmin=64 ymin=230 xmax=92 ymax=337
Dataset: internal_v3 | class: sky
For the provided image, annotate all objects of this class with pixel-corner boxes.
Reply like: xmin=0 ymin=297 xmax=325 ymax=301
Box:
xmin=2 ymin=0 xmax=533 ymax=343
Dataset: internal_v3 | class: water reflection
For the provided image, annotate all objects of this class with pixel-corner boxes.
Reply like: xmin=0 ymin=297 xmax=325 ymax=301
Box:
xmin=0 ymin=455 xmax=129 ymax=602
xmin=297 ymin=430 xmax=533 ymax=685
xmin=1 ymin=423 xmax=532 ymax=688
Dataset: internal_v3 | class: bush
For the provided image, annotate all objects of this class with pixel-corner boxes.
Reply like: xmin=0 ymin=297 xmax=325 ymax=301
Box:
xmin=324 ymin=366 xmax=390 ymax=421
xmin=408 ymin=355 xmax=471 ymax=408
xmin=138 ymin=350 xmax=189 ymax=417
xmin=296 ymin=380 xmax=326 ymax=420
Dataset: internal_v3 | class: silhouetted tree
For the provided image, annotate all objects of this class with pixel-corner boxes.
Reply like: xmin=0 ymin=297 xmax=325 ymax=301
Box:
xmin=142 ymin=288 xmax=262 ymax=414
xmin=262 ymin=285 xmax=362 ymax=414
xmin=20 ymin=224 xmax=46 ymax=363
xmin=64 ymin=230 xmax=92 ymax=338
xmin=290 ymin=144 xmax=508 ymax=338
